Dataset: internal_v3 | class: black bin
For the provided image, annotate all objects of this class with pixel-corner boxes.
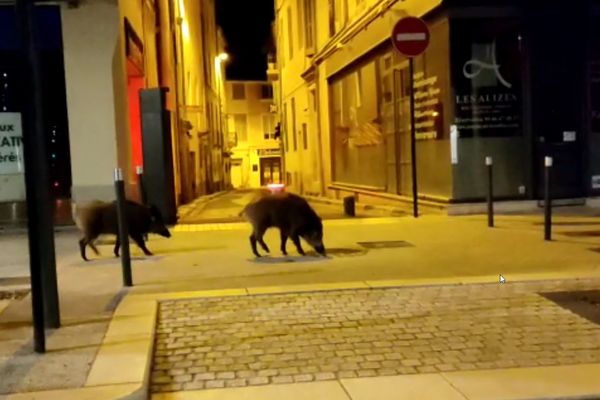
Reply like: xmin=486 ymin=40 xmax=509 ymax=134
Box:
xmin=343 ymin=196 xmax=356 ymax=217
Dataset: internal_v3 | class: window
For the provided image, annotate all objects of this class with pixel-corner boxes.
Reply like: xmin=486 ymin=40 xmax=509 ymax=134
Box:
xmin=291 ymin=97 xmax=298 ymax=151
xmin=296 ymin=0 xmax=303 ymax=50
xmin=328 ymin=0 xmax=336 ymax=37
xmin=260 ymin=84 xmax=273 ymax=99
xmin=334 ymin=0 xmax=348 ymax=34
xmin=233 ymin=114 xmax=248 ymax=142
xmin=304 ymin=0 xmax=316 ymax=54
xmin=232 ymin=83 xmax=245 ymax=100
xmin=262 ymin=114 xmax=275 ymax=138
xmin=354 ymin=71 xmax=362 ymax=108
xmin=302 ymin=123 xmax=308 ymax=150
xmin=287 ymin=6 xmax=294 ymax=60
xmin=283 ymin=102 xmax=289 ymax=151
xmin=279 ymin=16 xmax=286 ymax=68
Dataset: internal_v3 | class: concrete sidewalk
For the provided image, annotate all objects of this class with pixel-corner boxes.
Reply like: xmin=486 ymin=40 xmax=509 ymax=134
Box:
xmin=1 ymin=214 xmax=600 ymax=397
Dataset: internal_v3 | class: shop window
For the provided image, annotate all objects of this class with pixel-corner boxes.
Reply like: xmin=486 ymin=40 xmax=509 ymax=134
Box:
xmin=330 ymin=61 xmax=385 ymax=188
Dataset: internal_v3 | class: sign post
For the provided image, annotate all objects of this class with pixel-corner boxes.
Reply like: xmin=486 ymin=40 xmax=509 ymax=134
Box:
xmin=391 ymin=16 xmax=430 ymax=218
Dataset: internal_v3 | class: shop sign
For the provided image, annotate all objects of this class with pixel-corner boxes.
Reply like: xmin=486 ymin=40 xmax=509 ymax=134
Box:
xmin=452 ymin=21 xmax=522 ymax=137
xmin=0 ymin=112 xmax=24 ymax=175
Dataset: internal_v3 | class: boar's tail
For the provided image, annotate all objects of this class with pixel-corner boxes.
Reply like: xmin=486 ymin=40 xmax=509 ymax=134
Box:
xmin=72 ymin=200 xmax=108 ymax=232
xmin=71 ymin=202 xmax=82 ymax=231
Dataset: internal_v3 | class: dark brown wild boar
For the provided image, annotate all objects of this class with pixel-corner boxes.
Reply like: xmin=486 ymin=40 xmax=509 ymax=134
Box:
xmin=240 ymin=192 xmax=326 ymax=257
xmin=72 ymin=200 xmax=171 ymax=261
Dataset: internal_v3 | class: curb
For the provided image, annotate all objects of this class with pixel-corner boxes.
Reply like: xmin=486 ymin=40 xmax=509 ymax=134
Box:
xmin=303 ymin=194 xmax=443 ymax=216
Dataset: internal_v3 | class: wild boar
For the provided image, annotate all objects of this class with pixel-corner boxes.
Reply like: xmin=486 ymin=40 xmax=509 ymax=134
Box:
xmin=72 ymin=200 xmax=171 ymax=261
xmin=239 ymin=192 xmax=326 ymax=257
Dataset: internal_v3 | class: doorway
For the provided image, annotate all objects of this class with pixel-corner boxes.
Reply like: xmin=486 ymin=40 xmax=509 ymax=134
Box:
xmin=259 ymin=157 xmax=282 ymax=186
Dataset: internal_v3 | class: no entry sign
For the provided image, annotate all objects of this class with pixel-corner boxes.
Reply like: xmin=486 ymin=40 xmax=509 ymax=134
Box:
xmin=391 ymin=16 xmax=430 ymax=57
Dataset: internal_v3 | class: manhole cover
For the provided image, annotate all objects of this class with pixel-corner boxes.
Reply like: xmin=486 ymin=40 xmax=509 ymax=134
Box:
xmin=0 ymin=277 xmax=30 ymax=286
xmin=541 ymin=290 xmax=600 ymax=325
xmin=357 ymin=240 xmax=413 ymax=249
xmin=561 ymin=231 xmax=600 ymax=238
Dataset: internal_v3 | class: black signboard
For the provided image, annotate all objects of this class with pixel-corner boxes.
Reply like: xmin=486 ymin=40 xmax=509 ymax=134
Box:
xmin=451 ymin=19 xmax=522 ymax=138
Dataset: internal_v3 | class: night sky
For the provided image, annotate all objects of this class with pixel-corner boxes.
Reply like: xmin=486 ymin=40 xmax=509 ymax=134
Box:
xmin=216 ymin=0 xmax=275 ymax=81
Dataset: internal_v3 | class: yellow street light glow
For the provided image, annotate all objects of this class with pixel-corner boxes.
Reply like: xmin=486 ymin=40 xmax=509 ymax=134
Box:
xmin=218 ymin=53 xmax=229 ymax=61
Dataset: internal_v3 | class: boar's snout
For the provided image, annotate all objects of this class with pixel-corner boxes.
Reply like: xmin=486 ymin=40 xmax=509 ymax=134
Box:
xmin=148 ymin=205 xmax=171 ymax=238
xmin=157 ymin=226 xmax=171 ymax=238
xmin=315 ymin=243 xmax=326 ymax=256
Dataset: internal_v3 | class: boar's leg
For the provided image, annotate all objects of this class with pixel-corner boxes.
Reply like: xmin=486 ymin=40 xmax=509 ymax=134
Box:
xmin=114 ymin=238 xmax=120 ymax=257
xmin=279 ymin=231 xmax=288 ymax=255
xmin=132 ymin=233 xmax=153 ymax=256
xmin=79 ymin=234 xmax=100 ymax=261
xmin=249 ymin=234 xmax=261 ymax=257
xmin=290 ymin=234 xmax=306 ymax=256
xmin=251 ymin=225 xmax=270 ymax=256
xmin=88 ymin=241 xmax=100 ymax=256
xmin=79 ymin=238 xmax=89 ymax=261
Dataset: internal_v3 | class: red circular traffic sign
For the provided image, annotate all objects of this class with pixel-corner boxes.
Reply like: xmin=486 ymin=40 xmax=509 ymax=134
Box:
xmin=391 ymin=17 xmax=430 ymax=57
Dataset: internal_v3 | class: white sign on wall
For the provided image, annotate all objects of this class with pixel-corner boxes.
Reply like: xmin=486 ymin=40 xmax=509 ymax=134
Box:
xmin=0 ymin=113 xmax=24 ymax=175
xmin=450 ymin=124 xmax=458 ymax=164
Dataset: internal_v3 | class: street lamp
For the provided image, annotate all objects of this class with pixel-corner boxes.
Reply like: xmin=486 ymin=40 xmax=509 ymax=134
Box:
xmin=217 ymin=52 xmax=229 ymax=62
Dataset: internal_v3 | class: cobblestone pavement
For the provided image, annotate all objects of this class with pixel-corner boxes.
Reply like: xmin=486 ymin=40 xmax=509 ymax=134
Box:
xmin=151 ymin=279 xmax=600 ymax=393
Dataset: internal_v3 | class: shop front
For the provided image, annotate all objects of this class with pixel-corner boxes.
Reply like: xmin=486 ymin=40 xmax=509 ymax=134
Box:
xmin=325 ymin=0 xmax=599 ymax=209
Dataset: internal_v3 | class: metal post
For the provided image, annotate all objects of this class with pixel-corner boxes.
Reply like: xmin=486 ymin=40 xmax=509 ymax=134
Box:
xmin=114 ymin=168 xmax=133 ymax=286
xmin=409 ymin=58 xmax=419 ymax=218
xmin=544 ymin=156 xmax=553 ymax=241
xmin=136 ymin=166 xmax=147 ymax=205
xmin=16 ymin=0 xmax=62 ymax=348
xmin=486 ymin=156 xmax=494 ymax=228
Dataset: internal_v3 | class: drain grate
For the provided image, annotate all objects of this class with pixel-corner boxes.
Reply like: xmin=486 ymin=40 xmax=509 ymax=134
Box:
xmin=357 ymin=240 xmax=413 ymax=249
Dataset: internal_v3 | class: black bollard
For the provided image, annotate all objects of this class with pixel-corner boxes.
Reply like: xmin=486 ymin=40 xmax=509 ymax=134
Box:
xmin=136 ymin=166 xmax=147 ymax=206
xmin=114 ymin=168 xmax=133 ymax=286
xmin=486 ymin=156 xmax=494 ymax=228
xmin=343 ymin=195 xmax=356 ymax=217
xmin=544 ymin=156 xmax=553 ymax=241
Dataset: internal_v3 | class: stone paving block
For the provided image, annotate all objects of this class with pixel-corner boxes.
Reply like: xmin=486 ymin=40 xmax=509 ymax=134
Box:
xmin=151 ymin=280 xmax=600 ymax=393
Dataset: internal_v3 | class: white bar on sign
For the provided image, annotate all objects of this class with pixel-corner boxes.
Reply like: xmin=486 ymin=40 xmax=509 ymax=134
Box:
xmin=396 ymin=33 xmax=427 ymax=42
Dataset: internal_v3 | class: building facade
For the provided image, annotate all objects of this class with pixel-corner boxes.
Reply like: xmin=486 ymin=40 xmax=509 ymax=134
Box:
xmin=0 ymin=0 xmax=229 ymax=223
xmin=225 ymin=80 xmax=281 ymax=188
xmin=273 ymin=0 xmax=600 ymax=211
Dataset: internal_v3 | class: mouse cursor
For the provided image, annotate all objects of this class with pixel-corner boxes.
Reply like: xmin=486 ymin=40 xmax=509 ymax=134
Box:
xmin=499 ymin=274 xmax=506 ymax=284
